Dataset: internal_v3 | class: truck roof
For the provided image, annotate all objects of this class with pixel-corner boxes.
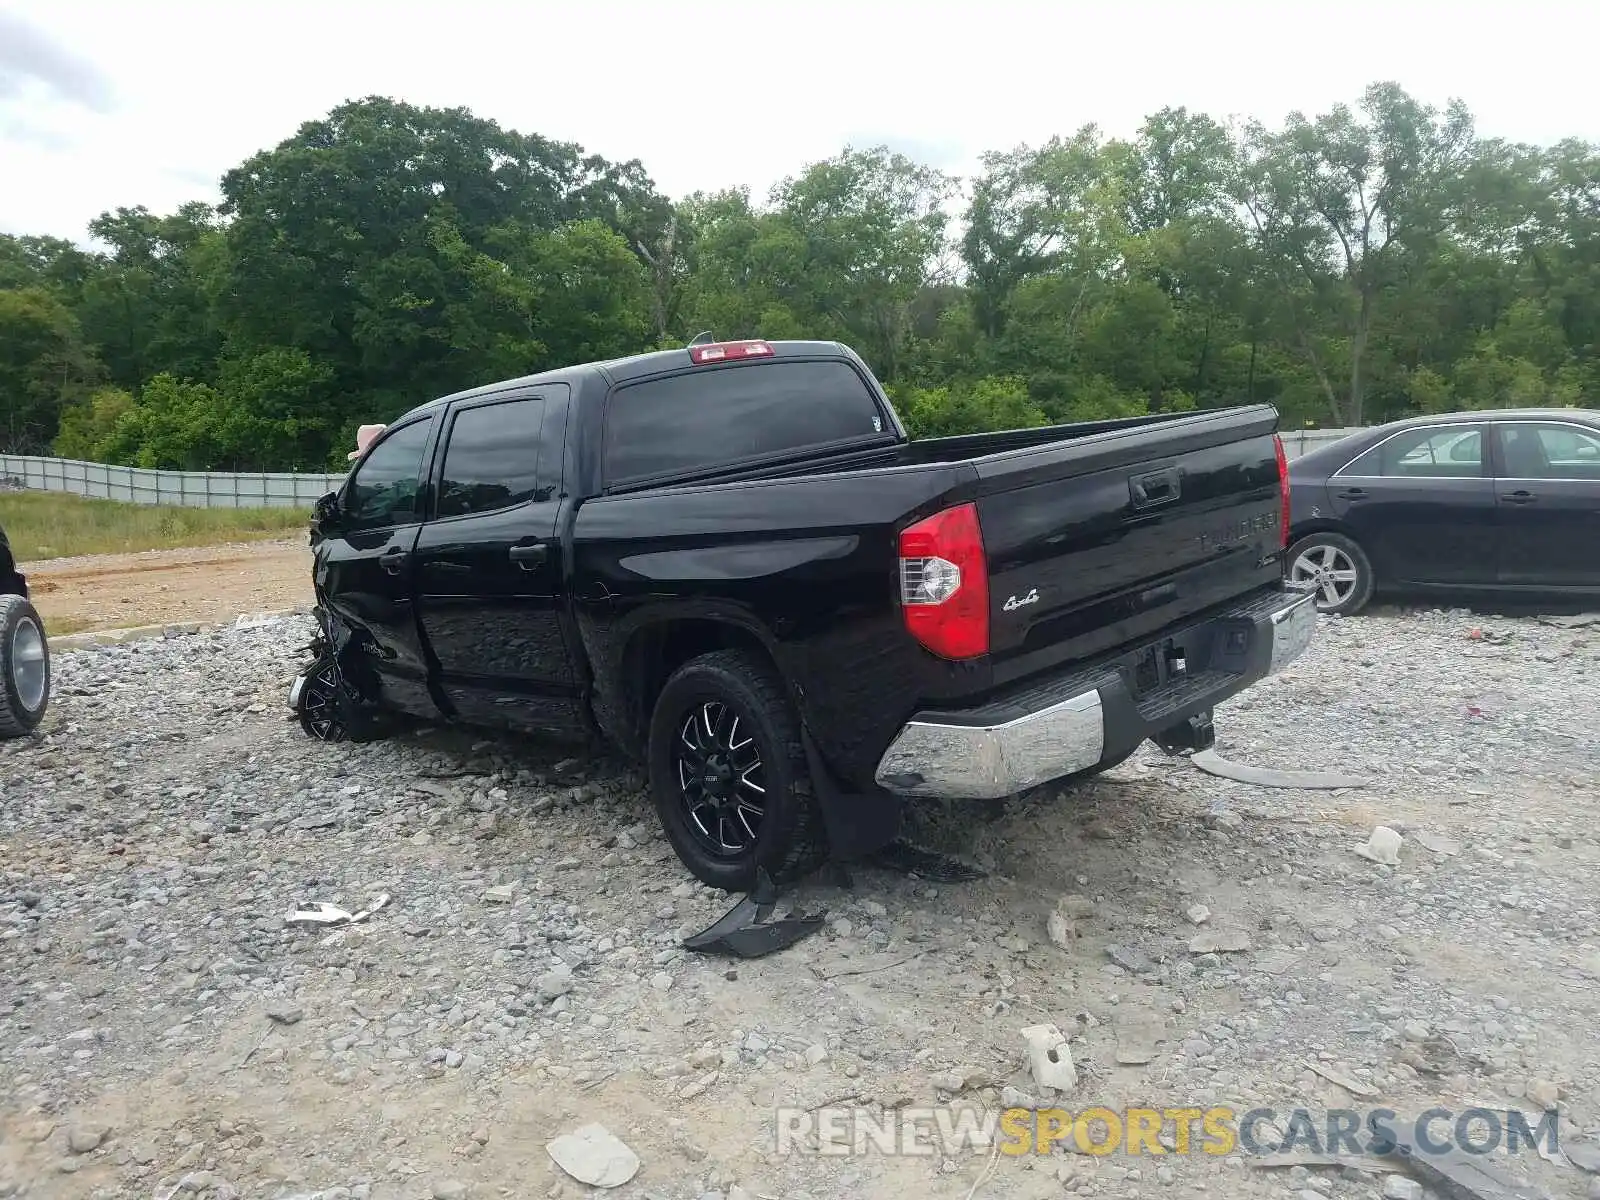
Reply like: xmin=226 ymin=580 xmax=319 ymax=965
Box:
xmin=396 ymin=339 xmax=854 ymax=423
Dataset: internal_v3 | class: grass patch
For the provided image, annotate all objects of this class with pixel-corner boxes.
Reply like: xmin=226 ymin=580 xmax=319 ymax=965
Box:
xmin=42 ymin=614 xmax=97 ymax=636
xmin=0 ymin=492 xmax=311 ymax=560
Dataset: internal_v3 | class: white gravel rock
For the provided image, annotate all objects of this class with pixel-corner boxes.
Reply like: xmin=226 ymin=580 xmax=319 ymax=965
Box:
xmin=0 ymin=607 xmax=1594 ymax=1199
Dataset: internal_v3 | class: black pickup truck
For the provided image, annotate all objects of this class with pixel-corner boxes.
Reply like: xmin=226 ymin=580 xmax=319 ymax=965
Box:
xmin=292 ymin=339 xmax=1316 ymax=887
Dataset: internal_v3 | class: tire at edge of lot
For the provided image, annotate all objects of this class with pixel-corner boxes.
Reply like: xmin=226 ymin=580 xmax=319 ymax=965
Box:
xmin=0 ymin=593 xmax=49 ymax=737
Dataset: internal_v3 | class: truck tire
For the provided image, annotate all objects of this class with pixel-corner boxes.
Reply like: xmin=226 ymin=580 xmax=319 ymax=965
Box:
xmin=1286 ymin=530 xmax=1374 ymax=616
xmin=647 ymin=649 xmax=828 ymax=890
xmin=0 ymin=594 xmax=49 ymax=737
xmin=294 ymin=650 xmax=396 ymax=744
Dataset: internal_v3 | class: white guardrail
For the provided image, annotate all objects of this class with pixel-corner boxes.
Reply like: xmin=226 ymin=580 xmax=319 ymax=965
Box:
xmin=1280 ymin=428 xmax=1364 ymax=458
xmin=0 ymin=428 xmax=1365 ymax=510
xmin=0 ymin=454 xmax=346 ymax=509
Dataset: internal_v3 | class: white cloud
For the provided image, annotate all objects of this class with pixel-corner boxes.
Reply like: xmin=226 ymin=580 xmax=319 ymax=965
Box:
xmin=0 ymin=8 xmax=114 ymax=111
xmin=2 ymin=0 xmax=1597 ymax=242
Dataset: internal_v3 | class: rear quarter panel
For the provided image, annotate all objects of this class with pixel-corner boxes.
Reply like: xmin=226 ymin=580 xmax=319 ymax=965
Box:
xmin=570 ymin=464 xmax=984 ymax=786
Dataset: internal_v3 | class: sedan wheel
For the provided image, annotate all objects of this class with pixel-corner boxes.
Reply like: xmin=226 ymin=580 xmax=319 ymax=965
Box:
xmin=1286 ymin=532 xmax=1375 ymax=616
xmin=1291 ymin=544 xmax=1358 ymax=608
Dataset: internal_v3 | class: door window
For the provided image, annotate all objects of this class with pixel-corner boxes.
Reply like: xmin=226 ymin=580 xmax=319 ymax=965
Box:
xmin=344 ymin=418 xmax=433 ymax=532
xmin=1339 ymin=426 xmax=1484 ymax=478
xmin=435 ymin=397 xmax=549 ymax=519
xmin=1499 ymin=422 xmax=1600 ymax=479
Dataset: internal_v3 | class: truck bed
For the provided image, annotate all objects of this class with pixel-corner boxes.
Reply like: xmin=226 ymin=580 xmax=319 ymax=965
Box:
xmin=573 ymin=403 xmax=1286 ymax=786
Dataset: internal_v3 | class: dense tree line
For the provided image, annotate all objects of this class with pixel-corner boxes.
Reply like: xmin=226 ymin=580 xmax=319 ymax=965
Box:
xmin=2 ymin=84 xmax=1596 ymax=470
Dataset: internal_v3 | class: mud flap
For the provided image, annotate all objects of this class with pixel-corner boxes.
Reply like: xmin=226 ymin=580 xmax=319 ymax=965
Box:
xmin=801 ymin=728 xmax=903 ymax=862
xmin=680 ymin=868 xmax=825 ymax=959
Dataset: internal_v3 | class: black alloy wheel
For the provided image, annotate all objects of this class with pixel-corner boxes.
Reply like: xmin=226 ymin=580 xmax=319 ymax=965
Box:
xmin=647 ymin=649 xmax=828 ymax=890
xmin=674 ymin=699 xmax=767 ymax=857
xmin=297 ymin=655 xmax=348 ymax=742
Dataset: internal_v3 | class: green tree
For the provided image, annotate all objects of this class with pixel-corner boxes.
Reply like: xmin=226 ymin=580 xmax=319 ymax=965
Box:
xmin=770 ymin=146 xmax=956 ymax=381
xmin=1236 ymin=82 xmax=1476 ymax=425
xmin=95 ymin=374 xmax=234 ymax=470
xmin=0 ymin=234 xmax=100 ymax=299
xmin=961 ymin=129 xmax=1117 ymax=340
xmin=0 ymin=287 xmax=102 ymax=452
xmin=896 ymin=375 xmax=1049 ymax=438
xmin=53 ymin=386 xmax=135 ymax=460
xmin=217 ymin=96 xmax=669 ymax=449
xmin=77 ymin=203 xmax=226 ymax=388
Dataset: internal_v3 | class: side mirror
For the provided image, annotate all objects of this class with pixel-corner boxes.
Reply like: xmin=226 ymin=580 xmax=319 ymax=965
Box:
xmin=311 ymin=490 xmax=342 ymax=535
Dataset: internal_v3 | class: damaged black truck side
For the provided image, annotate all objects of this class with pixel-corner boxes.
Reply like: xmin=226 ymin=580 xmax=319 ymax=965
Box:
xmin=296 ymin=340 xmax=1316 ymax=887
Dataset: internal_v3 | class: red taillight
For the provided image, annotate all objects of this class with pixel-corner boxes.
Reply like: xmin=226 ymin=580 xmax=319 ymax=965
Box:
xmin=688 ymin=340 xmax=774 ymax=364
xmin=898 ymin=502 xmax=989 ymax=660
xmin=1273 ymin=434 xmax=1290 ymax=549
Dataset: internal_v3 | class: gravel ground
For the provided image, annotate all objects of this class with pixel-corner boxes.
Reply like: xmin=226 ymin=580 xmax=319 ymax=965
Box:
xmin=3 ymin=606 xmax=1600 ymax=1200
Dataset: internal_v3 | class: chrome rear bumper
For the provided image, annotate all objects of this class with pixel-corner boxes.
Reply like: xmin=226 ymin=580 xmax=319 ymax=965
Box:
xmin=873 ymin=585 xmax=1318 ymax=800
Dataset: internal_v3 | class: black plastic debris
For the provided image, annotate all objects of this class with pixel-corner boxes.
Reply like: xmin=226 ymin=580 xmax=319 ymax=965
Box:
xmin=681 ymin=868 xmax=825 ymax=959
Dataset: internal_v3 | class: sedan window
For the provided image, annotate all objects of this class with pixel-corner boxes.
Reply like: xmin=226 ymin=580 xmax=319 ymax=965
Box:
xmin=1340 ymin=426 xmax=1483 ymax=478
xmin=1499 ymin=422 xmax=1600 ymax=480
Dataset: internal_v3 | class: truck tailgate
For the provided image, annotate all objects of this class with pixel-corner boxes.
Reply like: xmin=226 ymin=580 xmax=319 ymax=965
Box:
xmin=973 ymin=405 xmax=1286 ymax=685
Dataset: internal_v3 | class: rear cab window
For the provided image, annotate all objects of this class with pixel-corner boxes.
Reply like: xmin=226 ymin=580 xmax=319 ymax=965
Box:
xmin=602 ymin=359 xmax=889 ymax=487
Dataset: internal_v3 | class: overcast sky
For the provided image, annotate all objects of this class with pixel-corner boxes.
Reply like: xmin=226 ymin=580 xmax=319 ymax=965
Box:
xmin=3 ymin=0 xmax=1597 ymax=245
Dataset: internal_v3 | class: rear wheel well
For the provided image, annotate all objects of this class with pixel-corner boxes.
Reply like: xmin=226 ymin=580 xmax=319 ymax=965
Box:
xmin=620 ymin=620 xmax=784 ymax=754
xmin=1288 ymin=517 xmax=1353 ymax=547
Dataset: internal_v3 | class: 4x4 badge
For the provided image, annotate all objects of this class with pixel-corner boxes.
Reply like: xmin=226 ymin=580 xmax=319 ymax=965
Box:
xmin=1003 ymin=588 xmax=1040 ymax=612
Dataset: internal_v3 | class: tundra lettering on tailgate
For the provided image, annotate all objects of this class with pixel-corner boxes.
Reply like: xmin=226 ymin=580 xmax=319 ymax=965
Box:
xmin=1197 ymin=511 xmax=1276 ymax=551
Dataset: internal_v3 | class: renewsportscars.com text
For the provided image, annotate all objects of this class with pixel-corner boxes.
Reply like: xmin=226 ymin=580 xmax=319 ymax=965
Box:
xmin=774 ymin=1104 xmax=1560 ymax=1159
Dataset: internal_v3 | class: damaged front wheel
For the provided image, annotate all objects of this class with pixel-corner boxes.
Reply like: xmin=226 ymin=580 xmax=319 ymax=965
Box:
xmin=292 ymin=652 xmax=348 ymax=742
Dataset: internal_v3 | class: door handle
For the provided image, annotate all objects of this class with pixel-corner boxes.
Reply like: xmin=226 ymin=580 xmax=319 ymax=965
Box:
xmin=1335 ymin=488 xmax=1367 ymax=500
xmin=379 ymin=548 xmax=410 ymax=575
xmin=1500 ymin=490 xmax=1538 ymax=504
xmin=509 ymin=543 xmax=548 ymax=570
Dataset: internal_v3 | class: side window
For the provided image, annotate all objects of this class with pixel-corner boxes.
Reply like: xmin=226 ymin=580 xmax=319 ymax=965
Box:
xmin=604 ymin=360 xmax=887 ymax=485
xmin=1341 ymin=426 xmax=1482 ymax=478
xmin=344 ymin=418 xmax=433 ymax=531
xmin=1502 ymin=422 xmax=1600 ymax=479
xmin=435 ymin=397 xmax=548 ymax=519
